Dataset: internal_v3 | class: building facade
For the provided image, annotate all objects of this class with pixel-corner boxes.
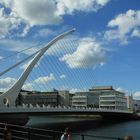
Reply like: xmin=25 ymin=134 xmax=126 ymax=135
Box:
xmin=126 ymin=95 xmax=133 ymax=111
xmin=19 ymin=90 xmax=59 ymax=107
xmin=133 ymin=99 xmax=140 ymax=112
xmin=17 ymin=90 xmax=71 ymax=107
xmin=16 ymin=86 xmax=127 ymax=110
xmin=72 ymin=91 xmax=99 ymax=107
xmin=58 ymin=90 xmax=70 ymax=107
xmin=90 ymin=86 xmax=127 ymax=110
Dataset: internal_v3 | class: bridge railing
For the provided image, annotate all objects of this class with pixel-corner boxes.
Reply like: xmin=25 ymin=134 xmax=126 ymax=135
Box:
xmin=0 ymin=122 xmax=124 ymax=140
xmin=0 ymin=105 xmax=133 ymax=114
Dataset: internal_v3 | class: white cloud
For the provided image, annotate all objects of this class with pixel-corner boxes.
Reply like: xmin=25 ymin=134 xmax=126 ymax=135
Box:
xmin=60 ymin=74 xmax=66 ymax=79
xmin=34 ymin=73 xmax=55 ymax=84
xmin=104 ymin=30 xmax=128 ymax=44
xmin=0 ymin=7 xmax=21 ymax=38
xmin=131 ymin=28 xmax=140 ymax=38
xmin=0 ymin=56 xmax=3 ymax=60
xmin=46 ymin=37 xmax=79 ymax=57
xmin=0 ymin=0 xmax=110 ymax=38
xmin=0 ymin=0 xmax=12 ymax=8
xmin=104 ymin=10 xmax=140 ymax=43
xmin=20 ymin=58 xmax=41 ymax=70
xmin=20 ymin=60 xmax=32 ymax=70
xmin=11 ymin=0 xmax=62 ymax=26
xmin=133 ymin=92 xmax=140 ymax=99
xmin=96 ymin=0 xmax=110 ymax=6
xmin=22 ymin=82 xmax=33 ymax=91
xmin=56 ymin=0 xmax=110 ymax=15
xmin=60 ymin=37 xmax=106 ymax=69
xmin=0 ymin=39 xmax=39 ymax=55
xmin=0 ymin=77 xmax=16 ymax=92
xmin=69 ymin=88 xmax=87 ymax=93
xmin=116 ymin=87 xmax=129 ymax=94
xmin=34 ymin=28 xmax=55 ymax=38
xmin=0 ymin=0 xmax=61 ymax=38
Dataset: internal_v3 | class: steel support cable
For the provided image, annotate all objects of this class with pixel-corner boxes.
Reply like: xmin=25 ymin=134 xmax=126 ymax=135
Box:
xmin=25 ymin=54 xmax=54 ymax=91
xmin=23 ymin=43 xmax=66 ymax=92
xmin=45 ymin=44 xmax=63 ymax=88
xmin=47 ymin=39 xmax=79 ymax=91
xmin=20 ymin=59 xmax=42 ymax=92
xmin=72 ymin=38 xmax=96 ymax=89
xmin=42 ymin=40 xmax=69 ymax=90
xmin=32 ymin=36 xmax=78 ymax=92
xmin=0 ymin=28 xmax=75 ymax=108
xmin=39 ymin=61 xmax=54 ymax=91
xmin=59 ymin=39 xmax=75 ymax=90
xmin=34 ymin=63 xmax=52 ymax=91
xmin=31 ymin=55 xmax=54 ymax=91
xmin=68 ymin=40 xmax=85 ymax=90
xmin=55 ymin=39 xmax=77 ymax=90
xmin=41 ymin=59 xmax=58 ymax=91
xmin=62 ymin=39 xmax=85 ymax=90
xmin=61 ymin=38 xmax=84 ymax=90
xmin=25 ymin=69 xmax=43 ymax=91
xmin=36 ymin=54 xmax=56 ymax=89
xmin=28 ymin=63 xmax=45 ymax=91
xmin=21 ymin=38 xmax=76 ymax=92
xmin=51 ymin=42 xmax=68 ymax=90
xmin=0 ymin=28 xmax=75 ymax=78
xmin=75 ymin=38 xmax=95 ymax=89
xmin=53 ymin=41 xmax=70 ymax=89
xmin=14 ymin=28 xmax=75 ymax=93
xmin=24 ymin=78 xmax=37 ymax=91
xmin=41 ymin=43 xmax=63 ymax=90
xmin=23 ymin=40 xmax=80 ymax=92
xmin=22 ymin=40 xmax=69 ymax=92
xmin=70 ymin=39 xmax=91 ymax=90
xmin=45 ymin=39 xmax=76 ymax=91
xmin=34 ymin=64 xmax=45 ymax=91
xmin=27 ymin=62 xmax=45 ymax=91
xmin=0 ymin=50 xmax=40 ymax=77
xmin=37 ymin=61 xmax=55 ymax=91
xmin=70 ymin=39 xmax=89 ymax=89
xmin=0 ymin=42 xmax=45 ymax=62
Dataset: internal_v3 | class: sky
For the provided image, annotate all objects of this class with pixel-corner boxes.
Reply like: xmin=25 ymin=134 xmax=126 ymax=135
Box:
xmin=0 ymin=0 xmax=140 ymax=99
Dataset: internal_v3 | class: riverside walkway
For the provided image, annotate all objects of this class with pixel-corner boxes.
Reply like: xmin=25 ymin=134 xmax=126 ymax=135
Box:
xmin=0 ymin=122 xmax=124 ymax=140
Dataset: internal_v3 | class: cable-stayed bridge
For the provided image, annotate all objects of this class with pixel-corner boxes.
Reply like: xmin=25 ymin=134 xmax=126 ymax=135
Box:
xmin=0 ymin=28 xmax=137 ymax=125
xmin=0 ymin=105 xmax=135 ymax=125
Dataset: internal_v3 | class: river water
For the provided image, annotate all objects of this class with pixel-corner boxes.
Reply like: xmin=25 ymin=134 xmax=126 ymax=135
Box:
xmin=26 ymin=115 xmax=140 ymax=140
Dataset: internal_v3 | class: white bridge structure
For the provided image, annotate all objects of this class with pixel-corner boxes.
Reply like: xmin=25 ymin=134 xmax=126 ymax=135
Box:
xmin=0 ymin=28 xmax=136 ymax=124
xmin=0 ymin=28 xmax=75 ymax=108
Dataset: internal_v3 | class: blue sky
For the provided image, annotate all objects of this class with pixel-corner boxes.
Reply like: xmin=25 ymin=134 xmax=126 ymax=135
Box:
xmin=0 ymin=0 xmax=140 ymax=99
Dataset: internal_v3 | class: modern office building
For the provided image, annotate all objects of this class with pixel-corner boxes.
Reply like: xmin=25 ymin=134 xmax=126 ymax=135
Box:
xmin=17 ymin=86 xmax=127 ymax=110
xmin=17 ymin=89 xmax=72 ymax=107
xmin=133 ymin=99 xmax=140 ymax=111
xmin=126 ymin=95 xmax=133 ymax=110
xmin=72 ymin=91 xmax=99 ymax=107
xmin=90 ymin=86 xmax=127 ymax=110
xmin=58 ymin=90 xmax=70 ymax=107
xmin=69 ymin=93 xmax=75 ymax=106
xmin=20 ymin=90 xmax=59 ymax=107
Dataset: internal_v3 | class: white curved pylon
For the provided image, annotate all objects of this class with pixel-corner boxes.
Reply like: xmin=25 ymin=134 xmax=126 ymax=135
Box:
xmin=0 ymin=28 xmax=75 ymax=107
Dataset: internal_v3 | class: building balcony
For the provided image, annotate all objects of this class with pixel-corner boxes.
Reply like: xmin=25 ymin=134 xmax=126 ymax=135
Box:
xmin=100 ymin=95 xmax=116 ymax=98
xmin=99 ymin=104 xmax=116 ymax=106
xmin=100 ymin=99 xmax=116 ymax=102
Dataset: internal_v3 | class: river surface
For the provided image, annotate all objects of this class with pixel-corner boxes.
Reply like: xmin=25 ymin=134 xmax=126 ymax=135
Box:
xmin=26 ymin=115 xmax=140 ymax=140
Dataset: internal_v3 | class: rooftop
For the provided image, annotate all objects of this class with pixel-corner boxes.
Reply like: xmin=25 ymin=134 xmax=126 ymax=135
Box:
xmin=89 ymin=86 xmax=113 ymax=91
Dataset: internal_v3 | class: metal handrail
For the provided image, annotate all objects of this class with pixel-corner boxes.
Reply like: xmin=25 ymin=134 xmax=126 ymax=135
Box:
xmin=0 ymin=122 xmax=124 ymax=140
